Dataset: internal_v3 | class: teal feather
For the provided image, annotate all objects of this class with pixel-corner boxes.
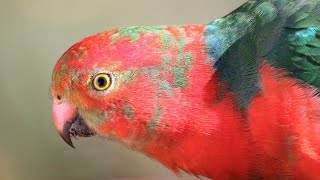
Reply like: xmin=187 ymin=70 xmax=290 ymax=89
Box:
xmin=205 ymin=0 xmax=320 ymax=108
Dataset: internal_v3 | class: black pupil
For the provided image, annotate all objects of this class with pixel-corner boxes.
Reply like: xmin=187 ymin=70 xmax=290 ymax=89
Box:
xmin=97 ymin=77 xmax=107 ymax=87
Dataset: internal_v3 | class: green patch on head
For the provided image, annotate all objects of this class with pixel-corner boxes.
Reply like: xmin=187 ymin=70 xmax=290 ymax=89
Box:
xmin=182 ymin=53 xmax=194 ymax=66
xmin=110 ymin=26 xmax=195 ymax=97
xmin=54 ymin=51 xmax=75 ymax=82
xmin=148 ymin=104 xmax=162 ymax=129
xmin=177 ymin=29 xmax=187 ymax=52
xmin=177 ymin=53 xmax=194 ymax=64
xmin=63 ymin=52 xmax=73 ymax=62
xmin=76 ymin=46 xmax=88 ymax=61
xmin=111 ymin=25 xmax=169 ymax=42
xmin=172 ymin=66 xmax=188 ymax=88
xmin=162 ymin=54 xmax=172 ymax=63
xmin=70 ymin=68 xmax=80 ymax=85
xmin=161 ymin=31 xmax=173 ymax=49
xmin=142 ymin=66 xmax=161 ymax=81
xmin=118 ymin=69 xmax=138 ymax=83
xmin=124 ymin=103 xmax=134 ymax=120
xmin=159 ymin=79 xmax=173 ymax=96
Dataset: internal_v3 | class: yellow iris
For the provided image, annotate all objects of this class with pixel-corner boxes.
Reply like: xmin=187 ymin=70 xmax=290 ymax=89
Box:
xmin=92 ymin=73 xmax=112 ymax=91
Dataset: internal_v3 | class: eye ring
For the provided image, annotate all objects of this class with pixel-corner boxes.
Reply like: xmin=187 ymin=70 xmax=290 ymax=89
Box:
xmin=92 ymin=73 xmax=112 ymax=91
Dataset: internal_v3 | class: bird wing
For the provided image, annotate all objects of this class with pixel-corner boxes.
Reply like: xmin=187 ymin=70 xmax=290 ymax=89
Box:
xmin=205 ymin=0 xmax=320 ymax=108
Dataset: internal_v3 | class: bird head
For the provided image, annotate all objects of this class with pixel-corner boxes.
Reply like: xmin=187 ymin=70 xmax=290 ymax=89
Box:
xmin=51 ymin=25 xmax=207 ymax=148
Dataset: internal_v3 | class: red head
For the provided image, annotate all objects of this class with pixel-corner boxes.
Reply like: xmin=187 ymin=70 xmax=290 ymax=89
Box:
xmin=51 ymin=25 xmax=208 ymax=148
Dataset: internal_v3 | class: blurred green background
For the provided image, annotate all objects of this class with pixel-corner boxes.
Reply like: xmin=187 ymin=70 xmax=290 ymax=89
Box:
xmin=0 ymin=0 xmax=245 ymax=180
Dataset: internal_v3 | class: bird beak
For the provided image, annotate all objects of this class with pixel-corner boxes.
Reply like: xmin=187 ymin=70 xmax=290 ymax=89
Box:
xmin=52 ymin=97 xmax=96 ymax=148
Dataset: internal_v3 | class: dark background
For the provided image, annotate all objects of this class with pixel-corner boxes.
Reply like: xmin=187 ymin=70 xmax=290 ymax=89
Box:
xmin=0 ymin=0 xmax=246 ymax=179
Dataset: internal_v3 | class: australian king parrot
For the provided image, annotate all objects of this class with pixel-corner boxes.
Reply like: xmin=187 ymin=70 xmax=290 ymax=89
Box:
xmin=51 ymin=0 xmax=320 ymax=179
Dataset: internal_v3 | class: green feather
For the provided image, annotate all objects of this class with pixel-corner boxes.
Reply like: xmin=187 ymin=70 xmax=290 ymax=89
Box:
xmin=206 ymin=0 xmax=320 ymax=108
xmin=308 ymin=38 xmax=320 ymax=47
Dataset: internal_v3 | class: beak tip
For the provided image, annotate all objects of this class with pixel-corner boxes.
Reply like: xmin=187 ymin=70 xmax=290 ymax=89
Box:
xmin=59 ymin=121 xmax=75 ymax=148
xmin=61 ymin=134 xmax=75 ymax=148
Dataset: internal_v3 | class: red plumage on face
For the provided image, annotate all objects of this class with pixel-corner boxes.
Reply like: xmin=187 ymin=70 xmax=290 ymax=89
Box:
xmin=51 ymin=24 xmax=209 ymax=140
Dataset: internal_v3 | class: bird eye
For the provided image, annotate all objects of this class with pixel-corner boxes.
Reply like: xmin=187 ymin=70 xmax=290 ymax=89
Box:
xmin=92 ymin=73 xmax=112 ymax=91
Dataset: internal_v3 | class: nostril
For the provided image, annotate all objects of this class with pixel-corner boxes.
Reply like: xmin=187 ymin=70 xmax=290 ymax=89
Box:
xmin=57 ymin=95 xmax=62 ymax=100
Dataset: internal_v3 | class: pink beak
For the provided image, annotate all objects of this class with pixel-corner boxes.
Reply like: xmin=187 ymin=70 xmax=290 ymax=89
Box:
xmin=52 ymin=96 xmax=96 ymax=148
xmin=52 ymin=97 xmax=77 ymax=148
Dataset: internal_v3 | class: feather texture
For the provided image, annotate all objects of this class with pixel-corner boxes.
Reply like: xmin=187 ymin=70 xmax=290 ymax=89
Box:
xmin=205 ymin=0 xmax=320 ymax=108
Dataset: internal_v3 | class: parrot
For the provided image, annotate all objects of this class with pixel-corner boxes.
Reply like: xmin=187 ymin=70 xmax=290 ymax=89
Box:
xmin=51 ymin=0 xmax=320 ymax=179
